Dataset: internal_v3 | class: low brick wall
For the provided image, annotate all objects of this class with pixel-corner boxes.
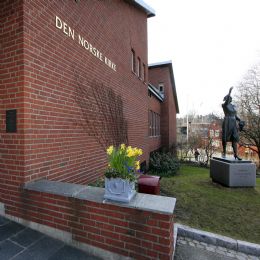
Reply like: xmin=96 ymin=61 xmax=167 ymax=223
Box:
xmin=5 ymin=180 xmax=176 ymax=259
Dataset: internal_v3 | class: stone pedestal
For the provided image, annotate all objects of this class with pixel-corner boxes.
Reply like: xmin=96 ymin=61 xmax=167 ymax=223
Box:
xmin=210 ymin=157 xmax=256 ymax=187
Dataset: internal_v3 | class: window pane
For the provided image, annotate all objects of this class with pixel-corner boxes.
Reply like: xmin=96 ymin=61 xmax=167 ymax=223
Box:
xmin=143 ymin=63 xmax=146 ymax=82
xmin=149 ymin=110 xmax=152 ymax=136
xmin=155 ymin=113 xmax=158 ymax=136
xmin=158 ymin=115 xmax=161 ymax=135
xmin=152 ymin=112 xmax=155 ymax=136
xmin=138 ymin=58 xmax=141 ymax=78
xmin=157 ymin=114 xmax=159 ymax=136
xmin=131 ymin=49 xmax=135 ymax=72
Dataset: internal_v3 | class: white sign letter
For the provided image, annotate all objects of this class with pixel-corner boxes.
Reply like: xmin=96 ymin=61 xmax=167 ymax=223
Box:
xmin=69 ymin=27 xmax=75 ymax=40
xmin=55 ymin=16 xmax=62 ymax=29
xmin=78 ymin=34 xmax=84 ymax=46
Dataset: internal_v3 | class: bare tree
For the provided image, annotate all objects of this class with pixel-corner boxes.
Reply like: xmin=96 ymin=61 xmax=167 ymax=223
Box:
xmin=177 ymin=113 xmax=222 ymax=163
xmin=235 ymin=66 xmax=260 ymax=164
xmin=74 ymin=71 xmax=128 ymax=151
xmin=203 ymin=137 xmax=216 ymax=166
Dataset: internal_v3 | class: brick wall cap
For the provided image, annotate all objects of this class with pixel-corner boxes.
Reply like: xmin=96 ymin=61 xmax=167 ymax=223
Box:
xmin=24 ymin=180 xmax=88 ymax=198
xmin=24 ymin=180 xmax=176 ymax=215
xmin=128 ymin=193 xmax=176 ymax=214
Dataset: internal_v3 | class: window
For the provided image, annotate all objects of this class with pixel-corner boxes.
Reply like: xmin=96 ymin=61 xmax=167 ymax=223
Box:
xmin=156 ymin=113 xmax=160 ymax=136
xmin=149 ymin=110 xmax=153 ymax=136
xmin=158 ymin=83 xmax=164 ymax=94
xmin=181 ymin=127 xmax=187 ymax=135
xmin=152 ymin=112 xmax=155 ymax=136
xmin=158 ymin=83 xmax=164 ymax=98
xmin=137 ymin=57 xmax=141 ymax=78
xmin=131 ymin=51 xmax=145 ymax=81
xmin=131 ymin=49 xmax=136 ymax=73
xmin=149 ymin=110 xmax=160 ymax=137
xmin=143 ymin=63 xmax=146 ymax=82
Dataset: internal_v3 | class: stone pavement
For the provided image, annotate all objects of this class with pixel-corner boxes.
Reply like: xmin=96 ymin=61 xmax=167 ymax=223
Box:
xmin=0 ymin=216 xmax=101 ymax=260
xmin=174 ymin=236 xmax=260 ymax=260
xmin=174 ymin=224 xmax=260 ymax=260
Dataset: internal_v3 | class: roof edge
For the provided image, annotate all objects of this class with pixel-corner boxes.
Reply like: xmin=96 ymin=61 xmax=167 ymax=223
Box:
xmin=126 ymin=0 xmax=156 ymax=18
xmin=148 ymin=61 xmax=180 ymax=113
xmin=148 ymin=60 xmax=172 ymax=68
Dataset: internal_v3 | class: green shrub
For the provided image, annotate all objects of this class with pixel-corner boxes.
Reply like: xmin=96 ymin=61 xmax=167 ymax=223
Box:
xmin=149 ymin=152 xmax=180 ymax=177
xmin=180 ymin=160 xmax=209 ymax=168
xmin=88 ymin=177 xmax=105 ymax=188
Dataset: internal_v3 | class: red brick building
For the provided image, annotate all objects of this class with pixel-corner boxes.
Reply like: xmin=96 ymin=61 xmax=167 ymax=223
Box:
xmin=148 ymin=61 xmax=179 ymax=153
xmin=1 ymin=1 xmax=178 ymax=258
xmin=1 ymin=0 xmax=178 ymax=185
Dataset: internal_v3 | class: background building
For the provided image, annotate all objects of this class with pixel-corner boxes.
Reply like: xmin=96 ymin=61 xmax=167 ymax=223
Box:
xmin=149 ymin=61 xmax=179 ymax=153
xmin=177 ymin=115 xmax=222 ymax=161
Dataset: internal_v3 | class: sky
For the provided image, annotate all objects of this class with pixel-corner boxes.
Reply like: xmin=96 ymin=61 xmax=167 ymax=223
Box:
xmin=145 ymin=0 xmax=260 ymax=117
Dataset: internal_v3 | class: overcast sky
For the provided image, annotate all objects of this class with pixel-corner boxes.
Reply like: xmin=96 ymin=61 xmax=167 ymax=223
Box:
xmin=145 ymin=0 xmax=260 ymax=117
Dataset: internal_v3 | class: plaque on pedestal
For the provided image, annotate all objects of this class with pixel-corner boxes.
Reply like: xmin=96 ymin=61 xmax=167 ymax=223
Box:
xmin=6 ymin=109 xmax=17 ymax=133
xmin=210 ymin=157 xmax=256 ymax=187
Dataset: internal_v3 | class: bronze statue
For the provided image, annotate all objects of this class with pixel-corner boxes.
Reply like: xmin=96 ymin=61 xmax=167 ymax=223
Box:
xmin=222 ymin=87 xmax=244 ymax=160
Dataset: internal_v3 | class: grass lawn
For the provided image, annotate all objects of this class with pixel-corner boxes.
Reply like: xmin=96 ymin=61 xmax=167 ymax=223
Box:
xmin=160 ymin=165 xmax=260 ymax=244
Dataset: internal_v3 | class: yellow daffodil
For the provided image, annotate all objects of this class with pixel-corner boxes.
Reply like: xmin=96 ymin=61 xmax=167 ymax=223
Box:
xmin=126 ymin=146 xmax=134 ymax=157
xmin=106 ymin=145 xmax=114 ymax=155
xmin=133 ymin=147 xmax=142 ymax=156
xmin=105 ymin=144 xmax=142 ymax=181
xmin=132 ymin=148 xmax=138 ymax=156
xmin=135 ymin=160 xmax=140 ymax=170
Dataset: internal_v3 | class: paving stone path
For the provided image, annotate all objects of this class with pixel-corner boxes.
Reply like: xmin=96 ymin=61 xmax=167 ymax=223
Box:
xmin=175 ymin=236 xmax=260 ymax=260
xmin=0 ymin=216 xmax=101 ymax=260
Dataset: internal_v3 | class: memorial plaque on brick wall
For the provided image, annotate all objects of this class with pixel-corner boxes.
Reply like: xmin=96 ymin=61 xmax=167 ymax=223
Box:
xmin=6 ymin=109 xmax=17 ymax=133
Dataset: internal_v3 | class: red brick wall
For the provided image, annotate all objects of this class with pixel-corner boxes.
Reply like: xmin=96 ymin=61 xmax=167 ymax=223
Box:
xmin=0 ymin=0 xmax=26 ymax=209
xmin=1 ymin=0 xmax=150 ymax=190
xmin=12 ymin=189 xmax=174 ymax=260
xmin=149 ymin=66 xmax=177 ymax=150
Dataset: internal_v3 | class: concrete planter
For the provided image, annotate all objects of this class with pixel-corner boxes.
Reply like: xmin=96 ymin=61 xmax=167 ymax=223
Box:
xmin=104 ymin=178 xmax=136 ymax=203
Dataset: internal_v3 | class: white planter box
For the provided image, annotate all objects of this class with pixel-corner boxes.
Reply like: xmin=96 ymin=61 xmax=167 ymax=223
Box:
xmin=104 ymin=178 xmax=136 ymax=203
